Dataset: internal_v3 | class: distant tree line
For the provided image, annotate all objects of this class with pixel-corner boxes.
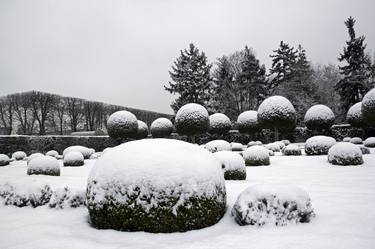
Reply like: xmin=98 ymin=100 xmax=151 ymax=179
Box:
xmin=0 ymin=91 xmax=172 ymax=135
xmin=165 ymin=17 xmax=375 ymax=124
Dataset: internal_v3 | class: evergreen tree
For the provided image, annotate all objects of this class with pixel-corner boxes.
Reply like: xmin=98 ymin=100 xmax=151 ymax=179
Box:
xmin=164 ymin=43 xmax=212 ymax=113
xmin=336 ymin=17 xmax=373 ymax=111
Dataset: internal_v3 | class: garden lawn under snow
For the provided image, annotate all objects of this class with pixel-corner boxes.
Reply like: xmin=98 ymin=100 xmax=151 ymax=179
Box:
xmin=1 ymin=152 xmax=375 ymax=249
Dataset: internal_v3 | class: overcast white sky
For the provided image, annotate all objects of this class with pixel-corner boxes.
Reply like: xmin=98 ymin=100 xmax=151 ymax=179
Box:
xmin=0 ymin=0 xmax=374 ymax=114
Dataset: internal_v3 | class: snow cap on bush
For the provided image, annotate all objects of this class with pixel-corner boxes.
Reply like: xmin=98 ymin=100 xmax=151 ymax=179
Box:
xmin=150 ymin=118 xmax=174 ymax=138
xmin=175 ymin=103 xmax=209 ymax=136
xmin=63 ymin=145 xmax=94 ymax=159
xmin=204 ymin=140 xmax=231 ymax=153
xmin=282 ymin=144 xmax=302 ymax=156
xmin=362 ymin=88 xmax=375 ymax=125
xmin=347 ymin=102 xmax=364 ymax=128
xmin=107 ymin=110 xmax=138 ymax=139
xmin=265 ymin=142 xmax=281 ymax=152
xmin=209 ymin=113 xmax=231 ymax=135
xmin=0 ymin=154 xmax=10 ymax=166
xmin=27 ymin=155 xmax=60 ymax=176
xmin=350 ymin=137 xmax=363 ymax=144
xmin=305 ymin=136 xmax=336 ymax=155
xmin=328 ymin=142 xmax=363 ymax=166
xmin=89 ymin=152 xmax=102 ymax=160
xmin=243 ymin=145 xmax=270 ymax=166
xmin=364 ymin=137 xmax=375 ymax=148
xmin=12 ymin=151 xmax=27 ymax=161
xmin=237 ymin=110 xmax=259 ymax=134
xmin=27 ymin=153 xmax=44 ymax=164
xmin=230 ymin=142 xmax=244 ymax=151
xmin=46 ymin=150 xmax=59 ymax=158
xmin=281 ymin=139 xmax=291 ymax=146
xmin=63 ymin=151 xmax=84 ymax=167
xmin=343 ymin=137 xmax=351 ymax=142
xmin=135 ymin=120 xmax=149 ymax=139
xmin=304 ymin=104 xmax=335 ymax=131
xmin=213 ymin=151 xmax=246 ymax=180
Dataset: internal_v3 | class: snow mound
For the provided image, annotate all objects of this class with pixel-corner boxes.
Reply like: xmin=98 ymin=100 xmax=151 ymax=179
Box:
xmin=86 ymin=138 xmax=226 ymax=233
xmin=232 ymin=184 xmax=315 ymax=226
xmin=282 ymin=144 xmax=302 ymax=156
xmin=27 ymin=156 xmax=60 ymax=176
xmin=282 ymin=139 xmax=291 ymax=146
xmin=12 ymin=151 xmax=27 ymax=161
xmin=247 ymin=141 xmax=262 ymax=147
xmin=107 ymin=110 xmax=138 ymax=139
xmin=243 ymin=145 xmax=270 ymax=166
xmin=46 ymin=150 xmax=59 ymax=158
xmin=343 ymin=137 xmax=351 ymax=142
xmin=328 ymin=142 xmax=363 ymax=166
xmin=209 ymin=113 xmax=232 ymax=134
xmin=63 ymin=151 xmax=84 ymax=167
xmin=89 ymin=152 xmax=102 ymax=160
xmin=26 ymin=153 xmax=44 ymax=164
xmin=213 ymin=151 xmax=246 ymax=180
xmin=305 ymin=136 xmax=336 ymax=155
xmin=364 ymin=137 xmax=375 ymax=148
xmin=265 ymin=142 xmax=281 ymax=152
xmin=150 ymin=117 xmax=174 ymax=138
xmin=204 ymin=140 xmax=231 ymax=153
xmin=304 ymin=104 xmax=335 ymax=130
xmin=347 ymin=102 xmax=363 ymax=127
xmin=362 ymin=88 xmax=375 ymax=125
xmin=135 ymin=120 xmax=149 ymax=139
xmin=0 ymin=154 xmax=10 ymax=166
xmin=236 ymin=110 xmax=258 ymax=133
xmin=230 ymin=142 xmax=244 ymax=151
xmin=350 ymin=137 xmax=363 ymax=144
xmin=175 ymin=103 xmax=209 ymax=136
xmin=63 ymin=145 xmax=94 ymax=159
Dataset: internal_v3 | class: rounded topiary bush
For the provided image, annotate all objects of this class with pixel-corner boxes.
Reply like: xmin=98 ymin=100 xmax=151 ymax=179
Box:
xmin=204 ymin=140 xmax=231 ymax=153
xmin=135 ymin=120 xmax=149 ymax=139
xmin=63 ymin=151 xmax=84 ymax=167
xmin=364 ymin=137 xmax=375 ymax=148
xmin=304 ymin=104 xmax=335 ymax=131
xmin=12 ymin=151 xmax=27 ymax=161
xmin=213 ymin=151 xmax=246 ymax=180
xmin=243 ymin=145 xmax=270 ymax=166
xmin=209 ymin=113 xmax=231 ymax=135
xmin=282 ymin=139 xmax=291 ymax=146
xmin=247 ymin=141 xmax=262 ymax=147
xmin=86 ymin=139 xmax=226 ymax=233
xmin=232 ymin=184 xmax=315 ymax=226
xmin=230 ymin=142 xmax=244 ymax=151
xmin=347 ymin=102 xmax=364 ymax=128
xmin=236 ymin=111 xmax=259 ymax=134
xmin=27 ymin=153 xmax=44 ymax=164
xmin=282 ymin=144 xmax=302 ymax=156
xmin=27 ymin=156 xmax=60 ymax=176
xmin=343 ymin=137 xmax=351 ymax=142
xmin=350 ymin=137 xmax=363 ymax=144
xmin=265 ymin=142 xmax=281 ymax=152
xmin=175 ymin=103 xmax=209 ymax=136
xmin=63 ymin=145 xmax=95 ymax=159
xmin=46 ymin=150 xmax=59 ymax=158
xmin=362 ymin=88 xmax=375 ymax=126
xmin=0 ymin=154 xmax=10 ymax=166
xmin=150 ymin=118 xmax=174 ymax=138
xmin=305 ymin=136 xmax=336 ymax=155
xmin=107 ymin=110 xmax=138 ymax=140
xmin=328 ymin=142 xmax=363 ymax=166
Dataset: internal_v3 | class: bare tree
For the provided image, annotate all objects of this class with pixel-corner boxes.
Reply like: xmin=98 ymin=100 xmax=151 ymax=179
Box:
xmin=12 ymin=93 xmax=36 ymax=134
xmin=0 ymin=95 xmax=14 ymax=134
xmin=66 ymin=97 xmax=84 ymax=132
xmin=30 ymin=91 xmax=57 ymax=135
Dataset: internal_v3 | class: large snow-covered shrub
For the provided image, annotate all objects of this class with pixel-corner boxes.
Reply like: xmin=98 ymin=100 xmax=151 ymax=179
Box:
xmin=347 ymin=102 xmax=364 ymax=128
xmin=232 ymin=184 xmax=315 ymax=226
xmin=204 ymin=140 xmax=231 ymax=153
xmin=27 ymin=156 xmax=60 ymax=176
xmin=304 ymin=104 xmax=335 ymax=131
xmin=86 ymin=139 xmax=226 ymax=233
xmin=209 ymin=113 xmax=231 ymax=135
xmin=135 ymin=120 xmax=149 ymax=139
xmin=362 ymin=88 xmax=375 ymax=125
xmin=0 ymin=154 xmax=10 ymax=166
xmin=257 ymin=96 xmax=297 ymax=131
xmin=364 ymin=137 xmax=375 ymax=148
xmin=63 ymin=151 xmax=84 ymax=167
xmin=213 ymin=151 xmax=246 ymax=180
xmin=350 ymin=137 xmax=363 ymax=144
xmin=46 ymin=150 xmax=59 ymax=158
xmin=282 ymin=144 xmax=302 ymax=156
xmin=328 ymin=142 xmax=363 ymax=166
xmin=243 ymin=146 xmax=270 ymax=166
xmin=150 ymin=118 xmax=174 ymax=138
xmin=63 ymin=145 xmax=94 ymax=159
xmin=175 ymin=103 xmax=209 ymax=136
xmin=305 ymin=136 xmax=336 ymax=155
xmin=230 ymin=142 xmax=244 ymax=151
xmin=12 ymin=151 xmax=27 ymax=161
xmin=107 ymin=110 xmax=138 ymax=139
xmin=236 ymin=111 xmax=259 ymax=134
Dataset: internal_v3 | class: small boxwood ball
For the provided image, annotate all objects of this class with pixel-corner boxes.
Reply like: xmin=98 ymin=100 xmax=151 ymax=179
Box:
xmin=209 ymin=113 xmax=232 ymax=135
xmin=150 ymin=118 xmax=174 ymax=138
xmin=27 ymin=155 xmax=60 ymax=176
xmin=343 ymin=137 xmax=351 ymax=142
xmin=236 ymin=111 xmax=259 ymax=134
xmin=304 ymin=104 xmax=335 ymax=131
xmin=46 ymin=150 xmax=59 ymax=158
xmin=328 ymin=142 xmax=363 ymax=166
xmin=64 ymin=151 xmax=84 ymax=167
xmin=305 ymin=136 xmax=336 ymax=155
xmin=243 ymin=145 xmax=270 ymax=166
xmin=12 ymin=151 xmax=27 ymax=161
xmin=135 ymin=120 xmax=149 ymax=139
xmin=107 ymin=110 xmax=138 ymax=139
xmin=0 ymin=154 xmax=10 ymax=166
xmin=362 ymin=88 xmax=375 ymax=126
xmin=230 ymin=142 xmax=244 ymax=151
xmin=86 ymin=139 xmax=226 ymax=233
xmin=282 ymin=144 xmax=302 ymax=156
xmin=364 ymin=137 xmax=375 ymax=148
xmin=204 ymin=140 xmax=231 ymax=153
xmin=175 ymin=103 xmax=209 ymax=136
xmin=347 ymin=102 xmax=364 ymax=128
xmin=213 ymin=151 xmax=246 ymax=180
xmin=63 ymin=145 xmax=95 ymax=159
xmin=265 ymin=143 xmax=281 ymax=152
xmin=350 ymin=137 xmax=363 ymax=144
xmin=281 ymin=139 xmax=291 ymax=146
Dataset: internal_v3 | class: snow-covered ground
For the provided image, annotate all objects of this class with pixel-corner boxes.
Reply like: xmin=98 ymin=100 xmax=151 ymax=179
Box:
xmin=1 ymin=152 xmax=375 ymax=249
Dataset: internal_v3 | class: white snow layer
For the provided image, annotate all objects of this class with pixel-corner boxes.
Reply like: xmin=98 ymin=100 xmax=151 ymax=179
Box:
xmin=63 ymin=145 xmax=95 ymax=159
xmin=209 ymin=113 xmax=231 ymax=129
xmin=213 ymin=151 xmax=246 ymax=172
xmin=107 ymin=110 xmax=138 ymax=129
xmin=257 ymin=96 xmax=296 ymax=118
xmin=151 ymin=117 xmax=173 ymax=130
xmin=12 ymin=151 xmax=27 ymax=160
xmin=347 ymin=102 xmax=362 ymax=121
xmin=364 ymin=137 xmax=375 ymax=147
xmin=304 ymin=104 xmax=335 ymax=122
xmin=204 ymin=140 xmax=231 ymax=153
xmin=175 ymin=103 xmax=209 ymax=123
xmin=46 ymin=150 xmax=59 ymax=158
xmin=305 ymin=136 xmax=336 ymax=154
xmin=28 ymin=156 xmax=60 ymax=172
xmin=350 ymin=137 xmax=363 ymax=144
xmin=243 ymin=145 xmax=270 ymax=161
xmin=63 ymin=151 xmax=84 ymax=163
xmin=236 ymin=110 xmax=258 ymax=126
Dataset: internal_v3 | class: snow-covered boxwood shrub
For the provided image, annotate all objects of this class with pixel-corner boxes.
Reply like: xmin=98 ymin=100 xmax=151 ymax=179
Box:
xmin=304 ymin=104 xmax=335 ymax=131
xmin=0 ymin=183 xmax=52 ymax=207
xmin=27 ymin=153 xmax=44 ymax=164
xmin=231 ymin=184 xmax=315 ymax=226
xmin=27 ymin=156 xmax=60 ymax=176
xmin=305 ymin=136 xmax=336 ymax=155
xmin=328 ymin=142 xmax=363 ymax=166
xmin=282 ymin=139 xmax=291 ymax=146
xmin=343 ymin=137 xmax=351 ymax=142
xmin=350 ymin=137 xmax=363 ymax=144
xmin=63 ymin=145 xmax=94 ymax=159
xmin=63 ymin=151 xmax=84 ymax=167
xmin=275 ymin=141 xmax=286 ymax=150
xmin=86 ymin=139 xmax=226 ymax=233
xmin=247 ymin=141 xmax=262 ymax=147
xmin=46 ymin=150 xmax=59 ymax=158
xmin=209 ymin=113 xmax=231 ymax=135
xmin=150 ymin=118 xmax=174 ymax=138
xmin=204 ymin=140 xmax=231 ymax=153
xmin=347 ymin=102 xmax=364 ymax=128
xmin=48 ymin=187 xmax=86 ymax=209
xmin=362 ymin=88 xmax=375 ymax=126
xmin=265 ymin=142 xmax=281 ymax=152
xmin=12 ymin=151 xmax=27 ymax=161
xmin=268 ymin=149 xmax=275 ymax=156
xmin=135 ymin=120 xmax=149 ymax=139
xmin=175 ymin=103 xmax=209 ymax=137
xmin=242 ymin=146 xmax=270 ymax=166
xmin=364 ymin=137 xmax=375 ymax=148
xmin=230 ymin=142 xmax=244 ymax=151
xmin=89 ymin=152 xmax=102 ymax=159
xmin=107 ymin=110 xmax=138 ymax=140
xmin=213 ymin=151 xmax=246 ymax=180
xmin=359 ymin=146 xmax=370 ymax=155
xmin=236 ymin=110 xmax=259 ymax=134
xmin=0 ymin=154 xmax=10 ymax=166
xmin=282 ymin=144 xmax=302 ymax=156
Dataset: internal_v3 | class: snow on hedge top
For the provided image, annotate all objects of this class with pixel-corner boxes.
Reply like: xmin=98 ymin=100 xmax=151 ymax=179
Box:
xmin=209 ymin=113 xmax=231 ymax=128
xmin=46 ymin=150 xmax=59 ymax=158
xmin=204 ymin=140 xmax=231 ymax=153
xmin=88 ymin=139 xmax=225 ymax=205
xmin=213 ymin=151 xmax=245 ymax=172
xmin=27 ymin=153 xmax=44 ymax=164
xmin=64 ymin=151 xmax=84 ymax=162
xmin=306 ymin=136 xmax=336 ymax=147
xmin=28 ymin=155 xmax=59 ymax=172
xmin=63 ymin=145 xmax=94 ymax=158
xmin=328 ymin=142 xmax=362 ymax=160
xmin=151 ymin=118 xmax=173 ymax=130
xmin=304 ymin=105 xmax=335 ymax=122
xmin=237 ymin=110 xmax=257 ymax=126
xmin=347 ymin=102 xmax=362 ymax=121
xmin=258 ymin=96 xmax=296 ymax=118
xmin=175 ymin=103 xmax=209 ymax=122
xmin=12 ymin=151 xmax=27 ymax=160
xmin=243 ymin=145 xmax=270 ymax=160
